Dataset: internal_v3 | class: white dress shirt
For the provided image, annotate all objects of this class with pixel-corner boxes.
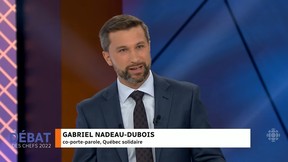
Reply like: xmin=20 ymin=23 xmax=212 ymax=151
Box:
xmin=117 ymin=70 xmax=155 ymax=162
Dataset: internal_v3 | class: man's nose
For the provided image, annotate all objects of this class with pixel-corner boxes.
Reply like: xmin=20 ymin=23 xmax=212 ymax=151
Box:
xmin=129 ymin=50 xmax=140 ymax=63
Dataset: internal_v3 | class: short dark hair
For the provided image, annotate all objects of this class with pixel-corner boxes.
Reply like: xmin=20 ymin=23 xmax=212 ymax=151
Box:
xmin=99 ymin=15 xmax=150 ymax=51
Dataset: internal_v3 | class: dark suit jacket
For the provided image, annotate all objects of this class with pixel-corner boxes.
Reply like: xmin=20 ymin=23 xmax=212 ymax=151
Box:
xmin=73 ymin=73 xmax=225 ymax=162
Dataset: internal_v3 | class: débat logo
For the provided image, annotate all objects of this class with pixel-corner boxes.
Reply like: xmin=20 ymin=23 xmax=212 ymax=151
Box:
xmin=10 ymin=130 xmax=51 ymax=143
xmin=10 ymin=130 xmax=52 ymax=149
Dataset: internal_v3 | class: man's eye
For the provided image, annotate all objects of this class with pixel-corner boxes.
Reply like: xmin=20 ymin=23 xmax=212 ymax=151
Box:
xmin=137 ymin=45 xmax=144 ymax=49
xmin=119 ymin=48 xmax=127 ymax=52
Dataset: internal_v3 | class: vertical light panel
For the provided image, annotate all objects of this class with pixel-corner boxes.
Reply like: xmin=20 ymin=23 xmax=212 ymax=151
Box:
xmin=0 ymin=0 xmax=17 ymax=162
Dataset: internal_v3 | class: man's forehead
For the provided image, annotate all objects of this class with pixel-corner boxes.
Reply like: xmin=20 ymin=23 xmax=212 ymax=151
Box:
xmin=109 ymin=26 xmax=144 ymax=37
xmin=109 ymin=30 xmax=147 ymax=46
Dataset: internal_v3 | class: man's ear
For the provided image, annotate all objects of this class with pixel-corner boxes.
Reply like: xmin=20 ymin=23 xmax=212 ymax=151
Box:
xmin=102 ymin=51 xmax=113 ymax=66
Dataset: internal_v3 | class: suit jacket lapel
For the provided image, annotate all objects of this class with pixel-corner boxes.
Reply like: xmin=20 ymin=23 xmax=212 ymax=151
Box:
xmin=101 ymin=82 xmax=128 ymax=162
xmin=153 ymin=73 xmax=172 ymax=128
xmin=153 ymin=73 xmax=173 ymax=162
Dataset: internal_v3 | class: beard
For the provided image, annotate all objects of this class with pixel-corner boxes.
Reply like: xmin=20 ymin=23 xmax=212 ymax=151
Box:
xmin=116 ymin=62 xmax=150 ymax=84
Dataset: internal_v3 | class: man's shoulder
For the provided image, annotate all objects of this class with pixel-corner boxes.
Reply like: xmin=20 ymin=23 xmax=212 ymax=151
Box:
xmin=154 ymin=73 xmax=199 ymax=91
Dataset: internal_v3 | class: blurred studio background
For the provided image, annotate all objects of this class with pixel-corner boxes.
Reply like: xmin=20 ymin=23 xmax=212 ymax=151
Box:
xmin=0 ymin=0 xmax=287 ymax=161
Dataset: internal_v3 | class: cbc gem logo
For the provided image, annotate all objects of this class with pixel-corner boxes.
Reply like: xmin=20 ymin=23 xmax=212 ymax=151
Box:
xmin=266 ymin=128 xmax=280 ymax=142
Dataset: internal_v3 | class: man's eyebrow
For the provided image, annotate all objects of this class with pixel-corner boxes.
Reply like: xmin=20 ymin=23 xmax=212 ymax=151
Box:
xmin=115 ymin=46 xmax=128 ymax=50
xmin=136 ymin=41 xmax=145 ymax=45
xmin=115 ymin=41 xmax=146 ymax=50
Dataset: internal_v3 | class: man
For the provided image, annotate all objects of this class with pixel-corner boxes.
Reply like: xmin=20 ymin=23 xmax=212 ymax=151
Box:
xmin=73 ymin=14 xmax=226 ymax=162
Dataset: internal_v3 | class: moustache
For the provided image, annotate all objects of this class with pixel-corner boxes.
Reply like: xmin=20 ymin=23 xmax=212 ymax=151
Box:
xmin=125 ymin=63 xmax=147 ymax=70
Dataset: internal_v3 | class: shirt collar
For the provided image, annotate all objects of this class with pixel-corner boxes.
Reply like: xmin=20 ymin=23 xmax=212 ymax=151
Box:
xmin=117 ymin=70 xmax=154 ymax=103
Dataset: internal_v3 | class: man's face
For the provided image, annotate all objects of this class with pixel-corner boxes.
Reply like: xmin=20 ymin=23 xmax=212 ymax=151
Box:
xmin=102 ymin=25 xmax=151 ymax=88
